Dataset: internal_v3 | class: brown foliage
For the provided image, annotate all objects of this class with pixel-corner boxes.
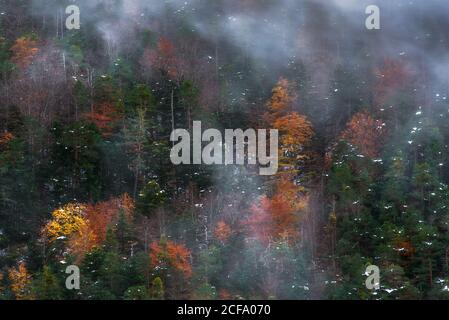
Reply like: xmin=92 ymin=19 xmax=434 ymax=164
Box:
xmin=71 ymin=194 xmax=134 ymax=261
xmin=394 ymin=240 xmax=416 ymax=257
xmin=68 ymin=223 xmax=97 ymax=262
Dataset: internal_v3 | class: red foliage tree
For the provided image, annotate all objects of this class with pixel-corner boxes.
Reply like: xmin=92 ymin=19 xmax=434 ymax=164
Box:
xmin=85 ymin=194 xmax=134 ymax=244
xmin=150 ymin=239 xmax=192 ymax=278
xmin=141 ymin=38 xmax=183 ymax=81
xmin=84 ymin=102 xmax=121 ymax=137
xmin=245 ymin=179 xmax=308 ymax=245
xmin=340 ymin=110 xmax=386 ymax=158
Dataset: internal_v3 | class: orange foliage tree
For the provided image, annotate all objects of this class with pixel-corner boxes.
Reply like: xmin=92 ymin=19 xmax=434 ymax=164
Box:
xmin=68 ymin=222 xmax=97 ymax=262
xmin=150 ymin=239 xmax=192 ymax=278
xmin=0 ymin=132 xmax=14 ymax=150
xmin=10 ymin=37 xmax=39 ymax=69
xmin=72 ymin=194 xmax=134 ymax=261
xmin=340 ymin=110 xmax=386 ymax=158
xmin=273 ymin=113 xmax=314 ymax=153
xmin=245 ymin=178 xmax=308 ymax=245
xmin=266 ymin=78 xmax=296 ymax=116
xmin=246 ymin=77 xmax=313 ymax=246
xmin=264 ymin=77 xmax=314 ymax=173
xmin=8 ymin=262 xmax=32 ymax=300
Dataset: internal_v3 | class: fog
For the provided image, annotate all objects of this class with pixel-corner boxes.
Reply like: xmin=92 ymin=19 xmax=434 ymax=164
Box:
xmin=27 ymin=0 xmax=449 ymax=105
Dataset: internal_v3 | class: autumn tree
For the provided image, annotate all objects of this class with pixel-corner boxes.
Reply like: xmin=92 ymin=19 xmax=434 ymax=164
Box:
xmin=10 ymin=36 xmax=39 ymax=69
xmin=246 ymin=178 xmax=308 ymax=245
xmin=149 ymin=238 xmax=192 ymax=298
xmin=273 ymin=112 xmax=314 ymax=154
xmin=68 ymin=222 xmax=97 ymax=263
xmin=8 ymin=262 xmax=32 ymax=300
xmin=246 ymin=77 xmax=314 ymax=250
xmin=214 ymin=221 xmax=232 ymax=243
xmin=340 ymin=110 xmax=386 ymax=158
xmin=85 ymin=194 xmax=134 ymax=245
xmin=42 ymin=203 xmax=96 ymax=262
xmin=43 ymin=195 xmax=134 ymax=262
xmin=374 ymin=59 xmax=408 ymax=107
xmin=43 ymin=203 xmax=88 ymax=243
xmin=0 ymin=131 xmax=14 ymax=147
xmin=141 ymin=38 xmax=183 ymax=81
xmin=264 ymin=77 xmax=314 ymax=173
xmin=266 ymin=78 xmax=297 ymax=117
xmin=85 ymin=102 xmax=121 ymax=138
xmin=150 ymin=239 xmax=192 ymax=279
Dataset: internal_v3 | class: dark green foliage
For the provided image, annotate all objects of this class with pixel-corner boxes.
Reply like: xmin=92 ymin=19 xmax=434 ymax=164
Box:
xmin=48 ymin=121 xmax=103 ymax=202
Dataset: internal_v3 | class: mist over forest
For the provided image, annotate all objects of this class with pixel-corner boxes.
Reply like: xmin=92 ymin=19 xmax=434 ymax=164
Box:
xmin=1 ymin=0 xmax=449 ymax=300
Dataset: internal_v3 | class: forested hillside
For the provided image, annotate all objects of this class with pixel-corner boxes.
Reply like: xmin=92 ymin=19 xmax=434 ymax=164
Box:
xmin=1 ymin=0 xmax=449 ymax=300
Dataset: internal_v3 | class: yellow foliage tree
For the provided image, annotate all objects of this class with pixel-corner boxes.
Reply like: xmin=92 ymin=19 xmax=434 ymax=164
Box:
xmin=43 ymin=204 xmax=88 ymax=243
xmin=43 ymin=195 xmax=134 ymax=262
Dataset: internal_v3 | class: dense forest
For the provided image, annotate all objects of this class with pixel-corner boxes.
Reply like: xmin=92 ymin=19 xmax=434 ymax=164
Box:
xmin=2 ymin=0 xmax=449 ymax=300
